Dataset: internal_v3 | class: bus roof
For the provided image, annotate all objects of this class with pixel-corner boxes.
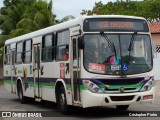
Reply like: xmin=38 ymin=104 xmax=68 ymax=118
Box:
xmin=5 ymin=15 xmax=146 ymax=45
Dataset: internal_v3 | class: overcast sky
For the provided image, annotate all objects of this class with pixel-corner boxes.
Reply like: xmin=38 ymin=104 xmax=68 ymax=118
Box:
xmin=0 ymin=0 xmax=142 ymax=20
xmin=53 ymin=0 xmax=117 ymax=19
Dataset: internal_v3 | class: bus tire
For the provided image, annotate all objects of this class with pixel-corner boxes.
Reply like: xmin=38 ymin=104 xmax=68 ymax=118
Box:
xmin=17 ymin=82 xmax=27 ymax=104
xmin=57 ymin=86 xmax=70 ymax=114
xmin=116 ymin=105 xmax=129 ymax=110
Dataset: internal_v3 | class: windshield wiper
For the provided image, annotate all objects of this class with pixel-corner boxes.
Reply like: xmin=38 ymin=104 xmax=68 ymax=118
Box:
xmin=128 ymin=32 xmax=137 ymax=61
xmin=100 ymin=32 xmax=117 ymax=56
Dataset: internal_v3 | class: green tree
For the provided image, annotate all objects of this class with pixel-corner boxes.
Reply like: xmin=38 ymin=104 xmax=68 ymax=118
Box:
xmin=0 ymin=0 xmax=55 ymax=62
xmin=82 ymin=0 xmax=160 ymax=22
xmin=0 ymin=0 xmax=36 ymax=36
xmin=60 ymin=15 xmax=75 ymax=23
xmin=142 ymin=0 xmax=160 ymax=22
xmin=10 ymin=0 xmax=55 ymax=37
xmin=81 ymin=10 xmax=88 ymax=15
xmin=0 ymin=3 xmax=26 ymax=35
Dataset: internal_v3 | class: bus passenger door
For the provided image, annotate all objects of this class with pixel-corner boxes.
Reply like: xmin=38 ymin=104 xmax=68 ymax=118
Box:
xmin=71 ymin=37 xmax=81 ymax=103
xmin=11 ymin=49 xmax=15 ymax=93
xmin=33 ymin=43 xmax=41 ymax=99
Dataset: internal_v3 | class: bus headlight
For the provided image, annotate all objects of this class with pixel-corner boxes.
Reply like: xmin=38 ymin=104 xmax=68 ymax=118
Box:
xmin=83 ymin=80 xmax=103 ymax=93
xmin=140 ymin=80 xmax=153 ymax=92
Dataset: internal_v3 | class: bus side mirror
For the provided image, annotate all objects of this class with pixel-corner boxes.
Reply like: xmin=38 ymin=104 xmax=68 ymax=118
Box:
xmin=78 ymin=36 xmax=84 ymax=49
xmin=152 ymin=44 xmax=157 ymax=58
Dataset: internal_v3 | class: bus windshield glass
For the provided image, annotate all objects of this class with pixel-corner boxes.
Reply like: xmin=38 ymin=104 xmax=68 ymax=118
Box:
xmin=83 ymin=34 xmax=152 ymax=75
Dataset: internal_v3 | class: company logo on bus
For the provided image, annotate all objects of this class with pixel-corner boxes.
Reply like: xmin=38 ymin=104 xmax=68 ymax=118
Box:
xmin=119 ymin=87 xmax=125 ymax=93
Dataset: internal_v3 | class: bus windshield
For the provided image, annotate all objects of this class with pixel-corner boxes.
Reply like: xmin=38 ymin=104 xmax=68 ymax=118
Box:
xmin=83 ymin=34 xmax=152 ymax=75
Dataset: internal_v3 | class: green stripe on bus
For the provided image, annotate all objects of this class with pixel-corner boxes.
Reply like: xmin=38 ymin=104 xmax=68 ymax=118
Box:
xmin=98 ymin=83 xmax=144 ymax=91
xmin=3 ymin=80 xmax=147 ymax=91
xmin=80 ymin=85 xmax=87 ymax=90
xmin=3 ymin=80 xmax=16 ymax=84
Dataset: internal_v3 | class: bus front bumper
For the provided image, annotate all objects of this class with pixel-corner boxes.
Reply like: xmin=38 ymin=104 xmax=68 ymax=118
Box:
xmin=81 ymin=87 xmax=155 ymax=108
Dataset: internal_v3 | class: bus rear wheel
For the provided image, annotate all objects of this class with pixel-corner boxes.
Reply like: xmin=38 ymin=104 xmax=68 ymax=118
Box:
xmin=57 ymin=86 xmax=70 ymax=114
xmin=116 ymin=105 xmax=129 ymax=110
xmin=17 ymin=82 xmax=27 ymax=104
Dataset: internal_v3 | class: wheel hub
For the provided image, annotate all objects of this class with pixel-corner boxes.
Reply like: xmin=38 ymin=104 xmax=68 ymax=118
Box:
xmin=60 ymin=93 xmax=65 ymax=105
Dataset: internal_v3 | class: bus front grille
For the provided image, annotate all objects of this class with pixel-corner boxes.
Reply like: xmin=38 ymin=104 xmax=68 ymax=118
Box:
xmin=110 ymin=95 xmax=135 ymax=101
xmin=105 ymin=88 xmax=137 ymax=93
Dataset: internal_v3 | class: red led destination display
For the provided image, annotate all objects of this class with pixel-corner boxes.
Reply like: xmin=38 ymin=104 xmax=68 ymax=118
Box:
xmin=99 ymin=21 xmax=134 ymax=29
xmin=83 ymin=18 xmax=149 ymax=32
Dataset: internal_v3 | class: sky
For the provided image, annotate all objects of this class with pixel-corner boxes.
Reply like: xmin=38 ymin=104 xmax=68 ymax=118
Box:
xmin=53 ymin=0 xmax=116 ymax=19
xmin=0 ymin=0 xmax=142 ymax=20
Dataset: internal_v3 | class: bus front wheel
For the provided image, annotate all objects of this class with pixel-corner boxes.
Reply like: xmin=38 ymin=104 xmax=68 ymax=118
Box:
xmin=57 ymin=86 xmax=70 ymax=114
xmin=116 ymin=105 xmax=129 ymax=110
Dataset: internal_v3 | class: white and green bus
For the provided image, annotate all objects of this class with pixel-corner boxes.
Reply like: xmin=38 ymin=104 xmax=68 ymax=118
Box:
xmin=3 ymin=15 xmax=155 ymax=114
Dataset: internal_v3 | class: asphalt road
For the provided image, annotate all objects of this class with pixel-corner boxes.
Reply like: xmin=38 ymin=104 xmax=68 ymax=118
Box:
xmin=0 ymin=85 xmax=160 ymax=120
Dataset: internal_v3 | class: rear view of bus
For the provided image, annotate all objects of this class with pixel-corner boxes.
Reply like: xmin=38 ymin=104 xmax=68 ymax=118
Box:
xmin=80 ymin=16 xmax=155 ymax=110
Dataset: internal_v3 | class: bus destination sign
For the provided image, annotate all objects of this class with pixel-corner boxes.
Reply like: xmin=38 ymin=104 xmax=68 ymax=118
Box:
xmin=99 ymin=21 xmax=133 ymax=29
xmin=83 ymin=18 xmax=149 ymax=32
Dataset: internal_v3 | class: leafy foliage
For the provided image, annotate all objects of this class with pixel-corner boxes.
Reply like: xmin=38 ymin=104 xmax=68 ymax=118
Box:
xmin=0 ymin=0 xmax=55 ymax=62
xmin=60 ymin=15 xmax=75 ymax=23
xmin=10 ymin=0 xmax=55 ymax=37
xmin=0 ymin=0 xmax=55 ymax=37
xmin=82 ymin=0 xmax=160 ymax=22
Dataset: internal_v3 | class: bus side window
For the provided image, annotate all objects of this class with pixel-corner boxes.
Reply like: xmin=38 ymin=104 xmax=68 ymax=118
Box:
xmin=42 ymin=34 xmax=54 ymax=62
xmin=64 ymin=45 xmax=69 ymax=60
xmin=56 ymin=30 xmax=69 ymax=61
xmin=23 ymin=40 xmax=32 ymax=63
xmin=4 ymin=45 xmax=10 ymax=65
xmin=16 ymin=42 xmax=23 ymax=64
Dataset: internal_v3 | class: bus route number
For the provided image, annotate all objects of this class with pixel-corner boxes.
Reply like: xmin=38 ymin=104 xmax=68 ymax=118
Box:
xmin=89 ymin=63 xmax=105 ymax=73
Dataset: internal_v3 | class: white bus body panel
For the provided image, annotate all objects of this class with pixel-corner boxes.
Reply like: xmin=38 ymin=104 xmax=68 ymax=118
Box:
xmin=81 ymin=87 xmax=155 ymax=108
xmin=32 ymin=36 xmax=42 ymax=44
xmin=10 ymin=43 xmax=16 ymax=49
